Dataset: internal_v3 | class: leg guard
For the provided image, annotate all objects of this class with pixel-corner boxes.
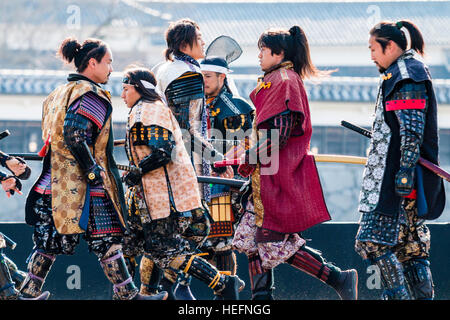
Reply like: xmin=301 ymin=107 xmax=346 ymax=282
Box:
xmin=179 ymin=253 xmax=244 ymax=300
xmin=210 ymin=250 xmax=238 ymax=300
xmin=19 ymin=250 xmax=55 ymax=298
xmin=160 ymin=268 xmax=178 ymax=300
xmin=214 ymin=250 xmax=237 ymax=275
xmin=123 ymin=254 xmax=137 ymax=280
xmin=100 ymin=249 xmax=139 ymax=300
xmin=139 ymin=255 xmax=163 ymax=296
xmin=287 ymin=246 xmax=358 ymax=300
xmin=370 ymin=251 xmax=411 ymax=300
xmin=100 ymin=249 xmax=167 ymax=300
xmin=0 ymin=253 xmax=19 ymax=300
xmin=248 ymin=253 xmax=274 ymax=300
xmin=403 ymin=258 xmax=434 ymax=300
xmin=3 ymin=256 xmax=26 ymax=289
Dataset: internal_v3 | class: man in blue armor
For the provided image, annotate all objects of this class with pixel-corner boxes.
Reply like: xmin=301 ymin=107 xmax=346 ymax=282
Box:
xmin=355 ymin=20 xmax=445 ymax=300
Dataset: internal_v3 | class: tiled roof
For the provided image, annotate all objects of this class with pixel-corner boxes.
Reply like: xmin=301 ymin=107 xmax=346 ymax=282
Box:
xmin=0 ymin=1 xmax=449 ymax=46
xmin=1 ymin=69 xmax=449 ymax=104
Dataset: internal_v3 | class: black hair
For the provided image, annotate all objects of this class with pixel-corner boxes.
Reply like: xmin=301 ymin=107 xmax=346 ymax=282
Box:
xmin=258 ymin=26 xmax=328 ymax=79
xmin=164 ymin=18 xmax=200 ymax=61
xmin=370 ymin=20 xmax=425 ymax=56
xmin=123 ymin=65 xmax=162 ymax=104
xmin=58 ymin=37 xmax=109 ymax=72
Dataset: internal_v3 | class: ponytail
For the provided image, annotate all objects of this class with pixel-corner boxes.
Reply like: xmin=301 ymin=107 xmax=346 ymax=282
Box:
xmin=258 ymin=26 xmax=332 ymax=79
xmin=397 ymin=20 xmax=425 ymax=56
xmin=370 ymin=20 xmax=425 ymax=56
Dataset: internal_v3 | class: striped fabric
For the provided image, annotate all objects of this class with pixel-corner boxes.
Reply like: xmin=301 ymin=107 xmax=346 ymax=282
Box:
xmin=33 ymin=168 xmax=52 ymax=194
xmin=70 ymin=92 xmax=108 ymax=129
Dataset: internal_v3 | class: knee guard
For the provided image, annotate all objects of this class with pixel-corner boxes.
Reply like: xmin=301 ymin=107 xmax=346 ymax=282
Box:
xmin=370 ymin=251 xmax=411 ymax=300
xmin=403 ymin=258 xmax=434 ymax=300
xmin=20 ymin=250 xmax=55 ymax=298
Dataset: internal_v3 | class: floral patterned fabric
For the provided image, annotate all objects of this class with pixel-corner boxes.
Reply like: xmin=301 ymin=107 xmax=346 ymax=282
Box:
xmin=232 ymin=201 xmax=305 ymax=270
xmin=358 ymin=83 xmax=392 ymax=213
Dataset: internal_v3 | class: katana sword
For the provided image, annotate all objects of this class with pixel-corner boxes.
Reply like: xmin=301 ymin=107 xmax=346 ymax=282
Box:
xmin=341 ymin=120 xmax=450 ymax=183
xmin=116 ymin=163 xmax=245 ymax=188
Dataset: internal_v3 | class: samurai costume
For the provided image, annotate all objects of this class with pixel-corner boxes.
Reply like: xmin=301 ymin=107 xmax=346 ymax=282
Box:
xmin=0 ymin=150 xmax=28 ymax=300
xmin=199 ymin=56 xmax=254 ymax=298
xmin=355 ymin=49 xmax=445 ymax=300
xmin=149 ymin=53 xmax=227 ymax=298
xmin=122 ymin=98 xmax=244 ymax=300
xmin=234 ymin=61 xmax=358 ymax=300
xmin=19 ymin=74 xmax=165 ymax=300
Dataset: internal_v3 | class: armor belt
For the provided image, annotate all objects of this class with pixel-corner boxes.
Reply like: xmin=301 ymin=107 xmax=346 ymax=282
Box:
xmin=208 ymin=195 xmax=234 ymax=238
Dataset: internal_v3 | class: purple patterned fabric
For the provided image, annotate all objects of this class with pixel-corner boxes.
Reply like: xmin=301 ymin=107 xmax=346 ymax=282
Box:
xmin=34 ymin=168 xmax=52 ymax=194
xmin=69 ymin=92 xmax=108 ymax=129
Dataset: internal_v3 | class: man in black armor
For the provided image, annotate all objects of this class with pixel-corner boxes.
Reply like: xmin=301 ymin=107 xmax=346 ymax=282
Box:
xmin=355 ymin=20 xmax=445 ymax=300
xmin=149 ymin=19 xmax=243 ymax=300
xmin=200 ymin=55 xmax=254 ymax=299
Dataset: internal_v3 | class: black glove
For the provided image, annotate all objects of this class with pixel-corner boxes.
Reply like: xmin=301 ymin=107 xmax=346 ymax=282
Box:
xmin=122 ymin=170 xmax=142 ymax=187
xmin=138 ymin=147 xmax=171 ymax=174
xmin=85 ymin=164 xmax=104 ymax=186
xmin=1 ymin=175 xmax=22 ymax=195
xmin=395 ymin=167 xmax=415 ymax=196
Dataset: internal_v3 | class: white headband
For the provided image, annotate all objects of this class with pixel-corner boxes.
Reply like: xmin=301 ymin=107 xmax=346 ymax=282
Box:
xmin=200 ymin=64 xmax=232 ymax=74
xmin=140 ymin=80 xmax=156 ymax=90
xmin=400 ymin=26 xmax=412 ymax=51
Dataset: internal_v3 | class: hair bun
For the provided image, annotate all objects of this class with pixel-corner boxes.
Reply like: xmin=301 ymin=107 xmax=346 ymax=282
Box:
xmin=59 ymin=37 xmax=81 ymax=63
xmin=289 ymin=26 xmax=301 ymax=37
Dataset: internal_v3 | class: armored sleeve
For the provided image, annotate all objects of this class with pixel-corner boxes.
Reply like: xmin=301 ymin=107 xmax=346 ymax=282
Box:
xmin=386 ymin=80 xmax=428 ymax=196
xmin=130 ymin=124 xmax=175 ymax=174
xmin=166 ymin=72 xmax=226 ymax=170
xmin=165 ymin=72 xmax=204 ymax=131
xmin=387 ymin=80 xmax=428 ymax=169
xmin=63 ymin=94 xmax=106 ymax=184
xmin=244 ymin=110 xmax=300 ymax=164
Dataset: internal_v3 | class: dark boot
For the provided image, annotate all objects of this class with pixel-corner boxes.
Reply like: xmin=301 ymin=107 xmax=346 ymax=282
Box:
xmin=179 ymin=254 xmax=244 ymax=300
xmin=100 ymin=249 xmax=168 ymax=300
xmin=287 ymin=246 xmax=358 ymax=300
xmin=371 ymin=251 xmax=411 ymax=300
xmin=173 ymin=273 xmax=196 ymax=300
xmin=19 ymin=250 xmax=54 ymax=299
xmin=0 ymin=253 xmax=19 ymax=300
xmin=248 ymin=253 xmax=274 ymax=300
xmin=403 ymin=258 xmax=434 ymax=300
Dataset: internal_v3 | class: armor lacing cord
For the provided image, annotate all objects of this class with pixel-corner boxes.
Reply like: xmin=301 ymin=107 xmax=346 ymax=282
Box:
xmin=113 ymin=277 xmax=133 ymax=293
xmin=181 ymin=252 xmax=225 ymax=290
xmin=182 ymin=252 xmax=209 ymax=274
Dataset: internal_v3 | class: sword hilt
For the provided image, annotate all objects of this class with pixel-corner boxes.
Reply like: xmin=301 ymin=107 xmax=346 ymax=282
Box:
xmin=341 ymin=121 xmax=372 ymax=138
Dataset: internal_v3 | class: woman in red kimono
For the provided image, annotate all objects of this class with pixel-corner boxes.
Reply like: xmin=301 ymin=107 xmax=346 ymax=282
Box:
xmin=233 ymin=26 xmax=358 ymax=300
